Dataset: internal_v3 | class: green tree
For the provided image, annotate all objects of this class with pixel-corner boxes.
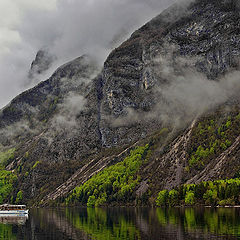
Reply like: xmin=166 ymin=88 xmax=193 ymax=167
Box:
xmin=87 ymin=195 xmax=96 ymax=207
xmin=185 ymin=191 xmax=195 ymax=205
xmin=203 ymin=189 xmax=218 ymax=205
xmin=15 ymin=191 xmax=23 ymax=204
xmin=156 ymin=190 xmax=168 ymax=206
xmin=168 ymin=190 xmax=179 ymax=206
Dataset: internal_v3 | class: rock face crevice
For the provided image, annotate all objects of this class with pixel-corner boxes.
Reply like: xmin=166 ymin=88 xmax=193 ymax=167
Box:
xmin=95 ymin=74 xmax=104 ymax=146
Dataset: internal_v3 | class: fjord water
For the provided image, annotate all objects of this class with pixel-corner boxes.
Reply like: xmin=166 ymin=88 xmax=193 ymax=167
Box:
xmin=0 ymin=207 xmax=240 ymax=240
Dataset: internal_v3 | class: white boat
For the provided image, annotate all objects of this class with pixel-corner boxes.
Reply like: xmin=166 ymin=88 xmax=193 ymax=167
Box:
xmin=0 ymin=204 xmax=29 ymax=215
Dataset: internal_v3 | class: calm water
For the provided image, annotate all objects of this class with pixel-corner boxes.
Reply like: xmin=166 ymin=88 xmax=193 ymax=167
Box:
xmin=0 ymin=207 xmax=240 ymax=240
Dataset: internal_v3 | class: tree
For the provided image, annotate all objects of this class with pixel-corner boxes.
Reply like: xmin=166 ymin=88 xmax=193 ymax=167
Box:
xmin=168 ymin=190 xmax=179 ymax=206
xmin=15 ymin=191 xmax=23 ymax=204
xmin=87 ymin=195 xmax=96 ymax=207
xmin=156 ymin=190 xmax=168 ymax=206
xmin=203 ymin=189 xmax=218 ymax=205
xmin=185 ymin=191 xmax=195 ymax=205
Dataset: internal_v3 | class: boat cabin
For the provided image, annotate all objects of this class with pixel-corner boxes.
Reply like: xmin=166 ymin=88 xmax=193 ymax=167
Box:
xmin=0 ymin=204 xmax=27 ymax=211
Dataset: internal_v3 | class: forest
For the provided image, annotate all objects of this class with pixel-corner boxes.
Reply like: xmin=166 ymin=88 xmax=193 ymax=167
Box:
xmin=66 ymin=144 xmax=150 ymax=207
xmin=156 ymin=178 xmax=240 ymax=207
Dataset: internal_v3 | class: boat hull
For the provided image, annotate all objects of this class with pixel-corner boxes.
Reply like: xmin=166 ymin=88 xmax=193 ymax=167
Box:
xmin=0 ymin=210 xmax=28 ymax=215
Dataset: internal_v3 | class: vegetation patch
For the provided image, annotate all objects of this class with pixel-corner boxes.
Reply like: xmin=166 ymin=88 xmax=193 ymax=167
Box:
xmin=0 ymin=170 xmax=17 ymax=204
xmin=32 ymin=161 xmax=40 ymax=169
xmin=188 ymin=110 xmax=240 ymax=169
xmin=0 ymin=148 xmax=15 ymax=167
xmin=15 ymin=190 xmax=23 ymax=204
xmin=156 ymin=178 xmax=240 ymax=207
xmin=66 ymin=144 xmax=150 ymax=207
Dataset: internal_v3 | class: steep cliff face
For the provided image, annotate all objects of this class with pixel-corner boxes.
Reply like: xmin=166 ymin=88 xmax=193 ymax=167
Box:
xmin=0 ymin=0 xmax=240 ymax=205
xmin=0 ymin=55 xmax=103 ymax=203
xmin=99 ymin=0 xmax=240 ymax=147
xmin=0 ymin=55 xmax=100 ymax=156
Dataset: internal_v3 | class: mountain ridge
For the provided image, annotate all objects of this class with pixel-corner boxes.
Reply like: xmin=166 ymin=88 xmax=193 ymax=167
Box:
xmin=0 ymin=0 xmax=240 ymax=206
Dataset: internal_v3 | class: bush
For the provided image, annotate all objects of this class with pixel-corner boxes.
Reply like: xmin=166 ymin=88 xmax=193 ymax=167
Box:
xmin=15 ymin=191 xmax=23 ymax=204
xmin=218 ymin=198 xmax=235 ymax=206
xmin=87 ymin=196 xmax=96 ymax=207
xmin=156 ymin=190 xmax=168 ymax=206
xmin=0 ymin=148 xmax=15 ymax=167
xmin=0 ymin=170 xmax=17 ymax=204
xmin=168 ymin=190 xmax=179 ymax=206
xmin=185 ymin=191 xmax=195 ymax=205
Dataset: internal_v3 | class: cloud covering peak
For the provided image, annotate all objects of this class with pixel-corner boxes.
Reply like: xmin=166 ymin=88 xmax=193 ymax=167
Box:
xmin=0 ymin=0 xmax=176 ymax=108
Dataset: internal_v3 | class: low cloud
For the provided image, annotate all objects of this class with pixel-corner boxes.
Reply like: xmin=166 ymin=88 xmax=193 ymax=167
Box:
xmin=50 ymin=93 xmax=87 ymax=130
xmin=110 ymin=44 xmax=240 ymax=129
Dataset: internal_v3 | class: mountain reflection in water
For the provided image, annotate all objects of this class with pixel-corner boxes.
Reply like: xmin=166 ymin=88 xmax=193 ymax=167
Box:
xmin=0 ymin=207 xmax=239 ymax=239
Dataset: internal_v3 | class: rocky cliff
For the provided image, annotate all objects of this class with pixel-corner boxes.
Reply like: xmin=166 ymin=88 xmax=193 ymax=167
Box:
xmin=0 ymin=0 xmax=240 ymax=206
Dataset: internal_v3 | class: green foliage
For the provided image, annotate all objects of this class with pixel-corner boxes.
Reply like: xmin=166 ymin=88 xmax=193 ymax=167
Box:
xmin=0 ymin=148 xmax=15 ymax=167
xmin=188 ymin=111 xmax=240 ymax=169
xmin=236 ymin=113 xmax=240 ymax=120
xmin=66 ymin=145 xmax=150 ymax=207
xmin=218 ymin=198 xmax=235 ymax=206
xmin=185 ymin=191 xmax=195 ymax=205
xmin=0 ymin=170 xmax=17 ymax=204
xmin=225 ymin=120 xmax=231 ymax=128
xmin=225 ymin=139 xmax=231 ymax=147
xmin=32 ymin=161 xmax=40 ymax=169
xmin=156 ymin=178 xmax=240 ymax=207
xmin=156 ymin=190 xmax=168 ymax=206
xmin=15 ymin=191 xmax=23 ymax=204
xmin=189 ymin=146 xmax=209 ymax=167
xmin=203 ymin=189 xmax=218 ymax=205
xmin=25 ymin=152 xmax=29 ymax=158
xmin=168 ymin=190 xmax=178 ymax=206
xmin=87 ymin=195 xmax=96 ymax=207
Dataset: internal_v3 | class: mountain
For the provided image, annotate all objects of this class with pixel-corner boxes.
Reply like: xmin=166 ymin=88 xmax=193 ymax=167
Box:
xmin=28 ymin=49 xmax=55 ymax=80
xmin=0 ymin=0 xmax=240 ymax=206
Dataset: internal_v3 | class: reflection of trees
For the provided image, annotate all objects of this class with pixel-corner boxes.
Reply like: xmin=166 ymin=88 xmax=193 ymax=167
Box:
xmin=3 ymin=207 xmax=239 ymax=240
xmin=65 ymin=208 xmax=141 ymax=240
xmin=156 ymin=207 xmax=240 ymax=237
xmin=0 ymin=224 xmax=17 ymax=240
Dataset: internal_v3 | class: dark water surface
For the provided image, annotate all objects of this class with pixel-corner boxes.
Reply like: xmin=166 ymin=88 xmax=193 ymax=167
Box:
xmin=0 ymin=207 xmax=240 ymax=240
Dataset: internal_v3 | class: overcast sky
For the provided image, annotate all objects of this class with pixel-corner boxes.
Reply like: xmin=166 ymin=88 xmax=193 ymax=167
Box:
xmin=0 ymin=0 xmax=176 ymax=108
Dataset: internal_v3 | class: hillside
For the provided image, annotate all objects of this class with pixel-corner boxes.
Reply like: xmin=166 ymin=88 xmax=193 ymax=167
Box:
xmin=0 ymin=0 xmax=240 ymax=206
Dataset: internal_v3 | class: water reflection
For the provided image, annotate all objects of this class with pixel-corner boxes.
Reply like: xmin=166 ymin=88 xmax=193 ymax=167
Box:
xmin=0 ymin=214 xmax=28 ymax=225
xmin=0 ymin=207 xmax=239 ymax=239
xmin=156 ymin=208 xmax=240 ymax=239
xmin=66 ymin=208 xmax=141 ymax=240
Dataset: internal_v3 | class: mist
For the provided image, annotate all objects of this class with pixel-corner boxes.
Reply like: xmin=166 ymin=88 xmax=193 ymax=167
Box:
xmin=111 ymin=49 xmax=240 ymax=129
xmin=0 ymin=0 xmax=176 ymax=108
